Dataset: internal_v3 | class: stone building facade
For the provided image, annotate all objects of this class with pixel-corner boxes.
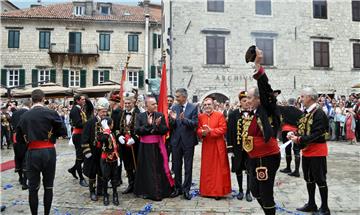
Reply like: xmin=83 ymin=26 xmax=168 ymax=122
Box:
xmin=1 ymin=1 xmax=162 ymax=95
xmin=163 ymin=0 xmax=360 ymax=102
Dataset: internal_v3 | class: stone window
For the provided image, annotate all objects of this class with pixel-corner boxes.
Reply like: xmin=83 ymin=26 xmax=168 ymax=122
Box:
xmin=7 ymin=69 xmax=19 ymax=87
xmin=128 ymin=71 xmax=139 ymax=88
xmin=207 ymin=0 xmax=224 ymax=12
xmin=206 ymin=36 xmax=225 ymax=65
xmin=99 ymin=33 xmax=110 ymax=51
xmin=39 ymin=31 xmax=50 ymax=49
xmin=256 ymin=38 xmax=274 ymax=66
xmin=255 ymin=0 xmax=271 ymax=16
xmin=74 ymin=6 xmax=85 ymax=16
xmin=69 ymin=32 xmax=81 ymax=53
xmin=39 ymin=70 xmax=50 ymax=82
xmin=353 ymin=0 xmax=360 ymax=21
xmin=69 ymin=70 xmax=80 ymax=87
xmin=313 ymin=0 xmax=327 ymax=19
xmin=128 ymin=35 xmax=139 ymax=52
xmin=313 ymin=41 xmax=329 ymax=67
xmin=8 ymin=30 xmax=20 ymax=48
xmin=353 ymin=43 xmax=360 ymax=68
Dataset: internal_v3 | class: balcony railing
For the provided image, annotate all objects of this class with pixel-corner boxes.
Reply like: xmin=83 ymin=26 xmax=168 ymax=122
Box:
xmin=49 ymin=43 xmax=99 ymax=55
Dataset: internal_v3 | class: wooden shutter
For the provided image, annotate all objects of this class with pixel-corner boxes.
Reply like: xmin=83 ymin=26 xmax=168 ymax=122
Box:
xmin=19 ymin=69 xmax=25 ymax=87
xmin=104 ymin=70 xmax=110 ymax=82
xmin=1 ymin=69 xmax=7 ymax=87
xmin=93 ymin=70 xmax=98 ymax=86
xmin=138 ymin=70 xmax=144 ymax=89
xmin=32 ymin=69 xmax=38 ymax=87
xmin=50 ymin=69 xmax=56 ymax=83
xmin=80 ymin=70 xmax=86 ymax=88
xmin=153 ymin=33 xmax=157 ymax=49
xmin=63 ymin=69 xmax=69 ymax=87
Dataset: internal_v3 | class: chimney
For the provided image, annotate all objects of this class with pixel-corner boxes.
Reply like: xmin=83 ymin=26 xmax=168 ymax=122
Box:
xmin=144 ymin=0 xmax=150 ymax=15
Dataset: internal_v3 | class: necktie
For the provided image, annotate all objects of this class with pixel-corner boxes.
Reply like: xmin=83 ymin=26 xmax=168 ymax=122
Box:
xmin=180 ymin=105 xmax=184 ymax=113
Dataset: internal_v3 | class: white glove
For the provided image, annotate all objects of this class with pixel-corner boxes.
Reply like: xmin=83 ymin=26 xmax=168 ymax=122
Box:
xmin=117 ymin=157 xmax=121 ymax=167
xmin=118 ymin=136 xmax=125 ymax=144
xmin=101 ymin=119 xmax=109 ymax=130
xmin=85 ymin=153 xmax=92 ymax=158
xmin=126 ymin=138 xmax=135 ymax=146
xmin=229 ymin=152 xmax=235 ymax=157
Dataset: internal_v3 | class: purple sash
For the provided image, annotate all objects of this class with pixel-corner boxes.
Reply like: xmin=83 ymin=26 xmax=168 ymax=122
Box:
xmin=140 ymin=135 xmax=175 ymax=187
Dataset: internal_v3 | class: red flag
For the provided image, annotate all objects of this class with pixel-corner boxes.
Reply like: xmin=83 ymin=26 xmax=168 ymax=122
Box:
xmin=119 ymin=68 xmax=126 ymax=109
xmin=158 ymin=61 xmax=169 ymax=131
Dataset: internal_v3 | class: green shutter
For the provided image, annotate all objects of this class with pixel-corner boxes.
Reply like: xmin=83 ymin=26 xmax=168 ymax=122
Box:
xmin=153 ymin=33 xmax=157 ymax=49
xmin=19 ymin=69 xmax=25 ymax=87
xmin=80 ymin=70 xmax=86 ymax=88
xmin=50 ymin=69 xmax=56 ymax=83
xmin=104 ymin=70 xmax=110 ymax=82
xmin=1 ymin=69 xmax=7 ymax=87
xmin=93 ymin=70 xmax=98 ymax=86
xmin=150 ymin=65 xmax=156 ymax=78
xmin=32 ymin=69 xmax=38 ymax=87
xmin=138 ymin=70 xmax=144 ymax=89
xmin=63 ymin=69 xmax=69 ymax=87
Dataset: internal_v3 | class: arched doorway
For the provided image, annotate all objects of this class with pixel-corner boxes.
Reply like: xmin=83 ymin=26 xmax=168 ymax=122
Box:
xmin=205 ymin=93 xmax=229 ymax=103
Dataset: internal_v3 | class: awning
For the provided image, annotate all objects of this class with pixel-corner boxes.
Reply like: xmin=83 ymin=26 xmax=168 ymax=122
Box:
xmin=74 ymin=82 xmax=120 ymax=97
xmin=11 ymin=83 xmax=73 ymax=98
xmin=352 ymin=83 xmax=360 ymax=88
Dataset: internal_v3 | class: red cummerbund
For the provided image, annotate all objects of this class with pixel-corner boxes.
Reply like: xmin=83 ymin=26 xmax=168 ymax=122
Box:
xmin=248 ymin=137 xmax=280 ymax=159
xmin=28 ymin=141 xmax=54 ymax=150
xmin=302 ymin=142 xmax=328 ymax=157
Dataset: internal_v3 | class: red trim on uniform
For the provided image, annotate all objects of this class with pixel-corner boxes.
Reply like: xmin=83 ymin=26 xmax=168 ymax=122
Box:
xmin=103 ymin=129 xmax=111 ymax=135
xmin=101 ymin=153 xmax=107 ymax=159
xmin=96 ymin=141 xmax=102 ymax=148
xmin=12 ymin=133 xmax=17 ymax=144
xmin=282 ymin=124 xmax=297 ymax=132
xmin=72 ymin=128 xmax=83 ymax=134
xmin=302 ymin=143 xmax=328 ymax=157
xmin=248 ymin=137 xmax=280 ymax=158
xmin=253 ymin=66 xmax=265 ymax=80
xmin=28 ymin=141 xmax=54 ymax=150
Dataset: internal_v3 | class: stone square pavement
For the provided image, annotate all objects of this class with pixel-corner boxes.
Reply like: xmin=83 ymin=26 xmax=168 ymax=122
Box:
xmin=1 ymin=140 xmax=359 ymax=215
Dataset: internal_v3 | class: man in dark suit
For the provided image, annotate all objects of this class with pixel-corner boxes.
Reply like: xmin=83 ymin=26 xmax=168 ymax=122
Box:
xmin=169 ymin=88 xmax=198 ymax=200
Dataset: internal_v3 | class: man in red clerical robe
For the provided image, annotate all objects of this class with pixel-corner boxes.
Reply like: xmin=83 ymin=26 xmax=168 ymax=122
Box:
xmin=197 ymin=97 xmax=231 ymax=199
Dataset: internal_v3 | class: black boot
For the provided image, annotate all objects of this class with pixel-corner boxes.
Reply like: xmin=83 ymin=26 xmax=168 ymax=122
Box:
xmin=97 ymin=176 xmax=104 ymax=196
xmin=263 ymin=207 xmax=276 ymax=215
xmin=317 ymin=185 xmax=330 ymax=214
xmin=289 ymin=155 xmax=300 ymax=177
xmin=103 ymin=180 xmax=109 ymax=206
xmin=256 ymin=198 xmax=263 ymax=209
xmin=68 ymin=167 xmax=78 ymax=179
xmin=89 ymin=179 xmax=98 ymax=201
xmin=21 ymin=174 xmax=28 ymax=190
xmin=280 ymin=156 xmax=292 ymax=173
xmin=112 ymin=184 xmax=119 ymax=206
xmin=296 ymin=182 xmax=317 ymax=212
xmin=245 ymin=174 xmax=252 ymax=202
xmin=236 ymin=173 xmax=244 ymax=200
xmin=122 ymin=171 xmax=134 ymax=194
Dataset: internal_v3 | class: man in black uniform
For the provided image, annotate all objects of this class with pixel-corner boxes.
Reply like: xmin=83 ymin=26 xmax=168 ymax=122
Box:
xmin=11 ymin=99 xmax=31 ymax=190
xmin=226 ymin=91 xmax=252 ymax=202
xmin=278 ymin=98 xmax=303 ymax=177
xmin=117 ymin=92 xmax=140 ymax=194
xmin=288 ymin=87 xmax=330 ymax=215
xmin=82 ymin=98 xmax=109 ymax=201
xmin=68 ymin=94 xmax=88 ymax=187
xmin=17 ymin=89 xmax=67 ymax=215
xmin=1 ymin=105 xmax=11 ymax=149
